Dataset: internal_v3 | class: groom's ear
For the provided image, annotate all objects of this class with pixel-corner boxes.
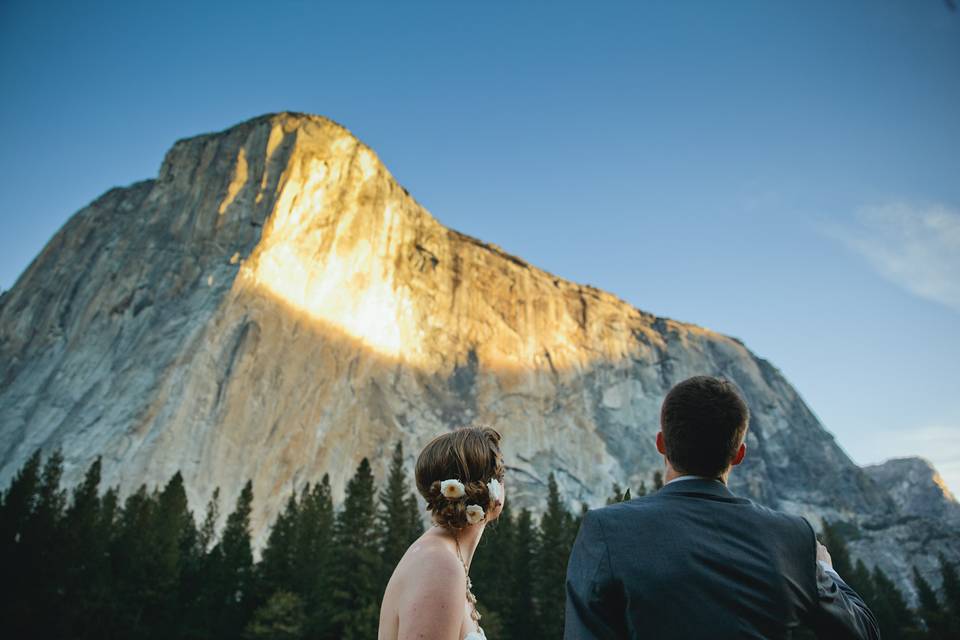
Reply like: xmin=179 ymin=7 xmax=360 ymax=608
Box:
xmin=731 ymin=442 xmax=746 ymax=466
xmin=655 ymin=431 xmax=667 ymax=455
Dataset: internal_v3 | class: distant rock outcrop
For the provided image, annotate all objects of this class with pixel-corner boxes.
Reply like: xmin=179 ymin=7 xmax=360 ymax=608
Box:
xmin=0 ymin=112 xmax=956 ymax=598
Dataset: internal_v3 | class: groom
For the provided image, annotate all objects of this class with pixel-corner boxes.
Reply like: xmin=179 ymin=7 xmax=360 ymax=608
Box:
xmin=564 ymin=375 xmax=880 ymax=639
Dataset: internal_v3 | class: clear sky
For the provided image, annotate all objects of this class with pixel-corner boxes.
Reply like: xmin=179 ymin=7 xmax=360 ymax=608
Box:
xmin=1 ymin=1 xmax=958 ymax=493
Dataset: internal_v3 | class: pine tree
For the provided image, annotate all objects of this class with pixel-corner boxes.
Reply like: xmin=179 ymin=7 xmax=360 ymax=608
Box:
xmin=471 ymin=500 xmax=515 ymax=637
xmin=297 ymin=475 xmax=335 ymax=638
xmin=17 ymin=449 xmax=68 ymax=637
xmin=405 ymin=492 xmax=424 ymax=544
xmin=183 ymin=486 xmax=221 ymax=640
xmin=913 ymin=566 xmax=947 ymax=639
xmin=329 ymin=459 xmax=382 ymax=640
xmin=111 ymin=483 xmax=160 ymax=639
xmin=0 ymin=448 xmax=42 ymax=560
xmin=198 ymin=487 xmax=221 ymax=554
xmin=0 ymin=449 xmax=43 ymax=634
xmin=61 ymin=456 xmax=112 ymax=639
xmin=243 ymin=590 xmax=306 ymax=640
xmin=849 ymin=559 xmax=877 ymax=606
xmin=259 ymin=491 xmax=300 ymax=598
xmin=653 ymin=471 xmax=664 ymax=491
xmin=636 ymin=481 xmax=648 ymax=497
xmin=870 ymin=565 xmax=916 ymax=639
xmin=504 ymin=508 xmax=541 ymax=638
xmin=148 ymin=471 xmax=197 ymax=638
xmin=606 ymin=482 xmax=624 ymax=504
xmin=535 ymin=473 xmax=573 ymax=638
xmin=378 ymin=442 xmax=423 ymax=593
xmin=939 ymin=554 xmax=960 ymax=637
xmin=820 ymin=520 xmax=854 ymax=578
xmin=213 ymin=479 xmax=256 ymax=639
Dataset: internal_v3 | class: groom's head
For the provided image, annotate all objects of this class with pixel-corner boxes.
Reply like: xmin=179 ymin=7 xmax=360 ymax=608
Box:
xmin=657 ymin=375 xmax=750 ymax=478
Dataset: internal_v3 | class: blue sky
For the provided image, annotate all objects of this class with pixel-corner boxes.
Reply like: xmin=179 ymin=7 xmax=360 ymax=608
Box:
xmin=1 ymin=0 xmax=958 ymax=492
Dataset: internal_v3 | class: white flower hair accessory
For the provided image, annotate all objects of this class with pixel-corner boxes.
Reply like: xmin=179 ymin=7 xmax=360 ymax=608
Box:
xmin=486 ymin=478 xmax=503 ymax=504
xmin=465 ymin=504 xmax=485 ymax=525
xmin=440 ymin=478 xmax=466 ymax=499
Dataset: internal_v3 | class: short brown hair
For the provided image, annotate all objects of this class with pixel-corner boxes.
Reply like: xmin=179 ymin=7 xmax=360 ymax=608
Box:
xmin=415 ymin=426 xmax=504 ymax=529
xmin=660 ymin=376 xmax=750 ymax=477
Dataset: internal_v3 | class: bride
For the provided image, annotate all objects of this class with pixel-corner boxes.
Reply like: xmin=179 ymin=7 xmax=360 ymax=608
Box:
xmin=378 ymin=426 xmax=506 ymax=640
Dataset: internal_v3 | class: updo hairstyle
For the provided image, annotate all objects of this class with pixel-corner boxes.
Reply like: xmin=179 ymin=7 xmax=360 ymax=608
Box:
xmin=415 ymin=426 xmax=504 ymax=530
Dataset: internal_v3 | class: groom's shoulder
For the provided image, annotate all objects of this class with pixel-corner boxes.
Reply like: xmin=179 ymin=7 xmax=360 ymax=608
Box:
xmin=589 ymin=490 xmax=814 ymax=536
xmin=583 ymin=493 xmax=670 ymax=526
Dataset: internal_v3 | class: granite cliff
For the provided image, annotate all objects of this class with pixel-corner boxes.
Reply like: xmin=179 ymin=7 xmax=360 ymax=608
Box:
xmin=0 ymin=112 xmax=956 ymax=599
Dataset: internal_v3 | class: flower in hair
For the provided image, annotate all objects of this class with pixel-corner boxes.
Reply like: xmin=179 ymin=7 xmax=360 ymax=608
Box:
xmin=440 ymin=478 xmax=466 ymax=499
xmin=486 ymin=478 xmax=503 ymax=503
xmin=465 ymin=504 xmax=485 ymax=524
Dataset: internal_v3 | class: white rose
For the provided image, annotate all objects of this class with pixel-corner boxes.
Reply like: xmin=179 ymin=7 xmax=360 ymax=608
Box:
xmin=486 ymin=478 xmax=503 ymax=503
xmin=440 ymin=478 xmax=466 ymax=499
xmin=465 ymin=504 xmax=485 ymax=524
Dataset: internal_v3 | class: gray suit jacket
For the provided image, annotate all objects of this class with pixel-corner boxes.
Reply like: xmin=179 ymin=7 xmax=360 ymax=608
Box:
xmin=564 ymin=478 xmax=880 ymax=639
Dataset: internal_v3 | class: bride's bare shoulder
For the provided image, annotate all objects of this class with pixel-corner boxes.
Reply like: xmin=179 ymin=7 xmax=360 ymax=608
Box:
xmin=397 ymin=534 xmax=465 ymax=587
xmin=394 ymin=535 xmax=466 ymax=637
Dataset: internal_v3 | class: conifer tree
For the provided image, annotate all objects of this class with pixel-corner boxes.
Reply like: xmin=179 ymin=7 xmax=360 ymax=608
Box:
xmin=939 ymin=554 xmax=960 ymax=636
xmin=405 ymin=492 xmax=424 ymax=542
xmin=213 ymin=479 xmax=256 ymax=638
xmin=0 ymin=448 xmax=43 ymax=634
xmin=636 ymin=481 xmax=647 ymax=497
xmin=149 ymin=471 xmax=197 ymax=638
xmin=535 ymin=474 xmax=573 ymax=638
xmin=198 ymin=487 xmax=221 ymax=554
xmin=61 ymin=456 xmax=110 ymax=639
xmin=259 ymin=491 xmax=300 ymax=598
xmin=243 ymin=590 xmax=306 ymax=640
xmin=568 ymin=502 xmax=589 ymax=544
xmin=330 ymin=459 xmax=382 ymax=640
xmin=870 ymin=565 xmax=916 ymax=639
xmin=111 ymin=483 xmax=159 ymax=639
xmin=471 ymin=500 xmax=515 ymax=635
xmin=504 ymin=508 xmax=541 ymax=638
xmin=606 ymin=482 xmax=624 ymax=504
xmin=820 ymin=520 xmax=854 ymax=578
xmin=19 ymin=449 xmax=68 ymax=637
xmin=183 ymin=486 xmax=221 ymax=640
xmin=913 ymin=566 xmax=946 ymax=639
xmin=378 ymin=442 xmax=423 ymax=592
xmin=653 ymin=471 xmax=664 ymax=491
xmin=849 ymin=559 xmax=877 ymax=606
xmin=0 ymin=448 xmax=42 ymax=560
xmin=297 ymin=475 xmax=335 ymax=638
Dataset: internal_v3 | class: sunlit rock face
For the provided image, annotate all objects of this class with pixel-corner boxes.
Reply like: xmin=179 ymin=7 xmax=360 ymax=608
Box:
xmin=0 ymin=112 xmax=956 ymax=596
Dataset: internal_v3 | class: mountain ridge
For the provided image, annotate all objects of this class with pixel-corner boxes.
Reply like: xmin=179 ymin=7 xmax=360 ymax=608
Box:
xmin=0 ymin=111 xmax=955 ymax=601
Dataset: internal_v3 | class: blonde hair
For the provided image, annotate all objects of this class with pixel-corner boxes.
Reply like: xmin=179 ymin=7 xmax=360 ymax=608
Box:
xmin=415 ymin=426 xmax=504 ymax=529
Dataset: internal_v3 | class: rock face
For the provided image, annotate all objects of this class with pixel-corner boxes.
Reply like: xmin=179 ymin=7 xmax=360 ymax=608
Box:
xmin=864 ymin=457 xmax=960 ymax=523
xmin=0 ymin=112 xmax=957 ymax=596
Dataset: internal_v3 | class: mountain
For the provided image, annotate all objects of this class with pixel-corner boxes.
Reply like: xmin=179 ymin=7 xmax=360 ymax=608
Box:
xmin=0 ymin=112 xmax=956 ymax=598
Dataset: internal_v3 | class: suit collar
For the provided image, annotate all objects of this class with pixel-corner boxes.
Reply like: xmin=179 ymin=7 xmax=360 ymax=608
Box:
xmin=656 ymin=477 xmax=736 ymax=500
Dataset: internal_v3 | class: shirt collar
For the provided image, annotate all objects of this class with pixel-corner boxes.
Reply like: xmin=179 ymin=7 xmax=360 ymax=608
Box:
xmin=665 ymin=474 xmax=718 ymax=486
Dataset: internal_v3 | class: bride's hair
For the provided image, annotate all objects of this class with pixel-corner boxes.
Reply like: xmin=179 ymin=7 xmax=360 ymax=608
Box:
xmin=415 ymin=425 xmax=504 ymax=530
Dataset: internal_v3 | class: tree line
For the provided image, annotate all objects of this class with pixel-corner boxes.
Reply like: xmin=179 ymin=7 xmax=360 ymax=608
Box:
xmin=1 ymin=447 xmax=958 ymax=639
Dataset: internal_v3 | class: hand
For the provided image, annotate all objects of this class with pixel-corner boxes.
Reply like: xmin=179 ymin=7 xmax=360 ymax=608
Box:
xmin=816 ymin=541 xmax=833 ymax=568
